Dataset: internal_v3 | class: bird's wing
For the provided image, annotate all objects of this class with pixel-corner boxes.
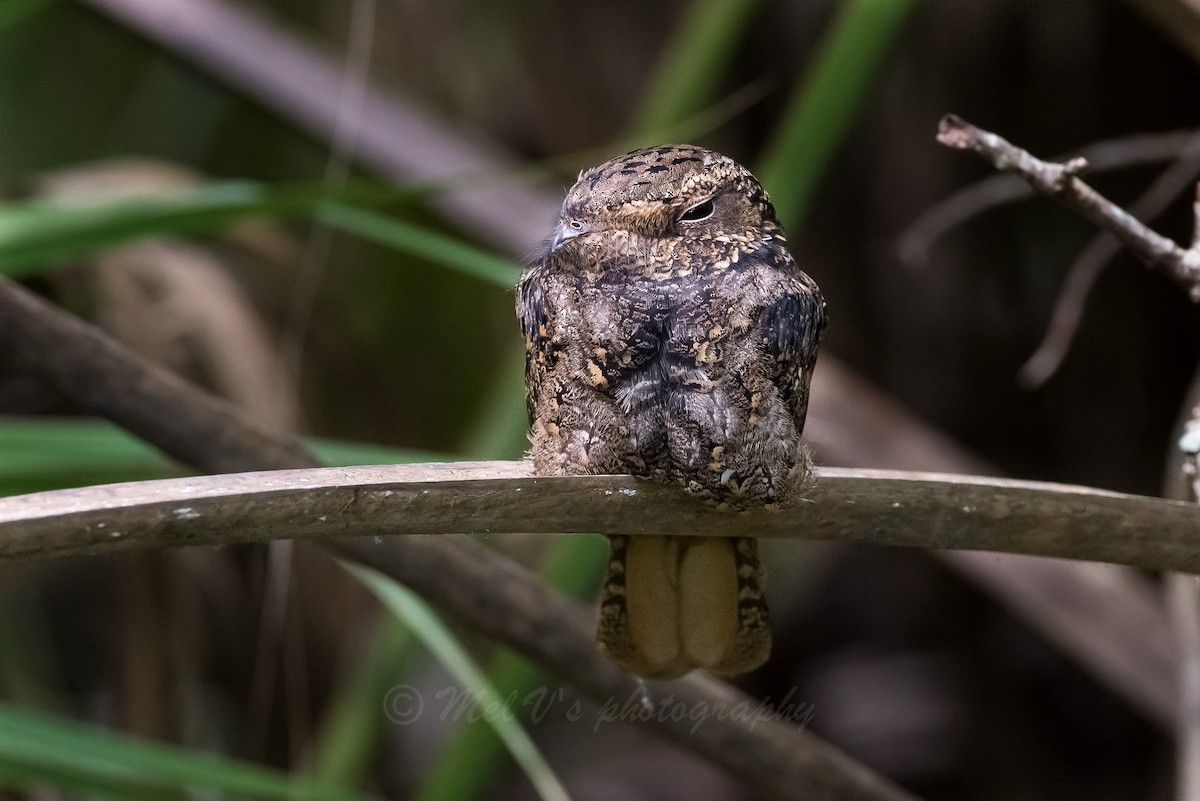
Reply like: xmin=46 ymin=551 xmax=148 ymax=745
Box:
xmin=516 ymin=258 xmax=552 ymax=426
xmin=758 ymin=266 xmax=827 ymax=433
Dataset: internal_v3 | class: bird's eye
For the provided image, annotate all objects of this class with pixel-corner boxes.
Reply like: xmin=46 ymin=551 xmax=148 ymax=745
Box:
xmin=678 ymin=199 xmax=715 ymax=223
xmin=569 ymin=219 xmax=586 ymax=231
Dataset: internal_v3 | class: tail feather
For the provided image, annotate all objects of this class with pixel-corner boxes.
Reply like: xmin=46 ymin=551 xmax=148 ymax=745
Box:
xmin=596 ymin=534 xmax=770 ymax=679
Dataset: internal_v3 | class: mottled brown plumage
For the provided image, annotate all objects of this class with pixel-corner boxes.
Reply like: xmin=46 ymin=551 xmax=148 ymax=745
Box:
xmin=517 ymin=145 xmax=826 ymax=678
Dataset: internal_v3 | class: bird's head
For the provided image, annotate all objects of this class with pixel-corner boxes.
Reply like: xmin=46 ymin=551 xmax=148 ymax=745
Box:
xmin=549 ymin=145 xmax=781 ymax=254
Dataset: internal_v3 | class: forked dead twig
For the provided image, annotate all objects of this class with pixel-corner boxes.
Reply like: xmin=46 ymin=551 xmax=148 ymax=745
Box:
xmin=937 ymin=114 xmax=1200 ymax=297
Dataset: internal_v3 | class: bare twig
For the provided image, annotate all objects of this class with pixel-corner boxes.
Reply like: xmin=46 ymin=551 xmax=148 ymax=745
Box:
xmin=937 ymin=118 xmax=1200 ymax=742
xmin=900 ymin=128 xmax=1200 ymax=268
xmin=1019 ymin=130 xmax=1200 ymax=387
xmin=937 ymin=114 xmax=1200 ymax=299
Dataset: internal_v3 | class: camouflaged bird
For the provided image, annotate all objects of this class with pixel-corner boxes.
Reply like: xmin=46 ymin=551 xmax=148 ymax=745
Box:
xmin=517 ymin=145 xmax=826 ymax=678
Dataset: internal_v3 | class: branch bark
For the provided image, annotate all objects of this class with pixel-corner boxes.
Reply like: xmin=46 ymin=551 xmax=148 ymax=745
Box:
xmin=3 ymin=462 xmax=1199 ymax=572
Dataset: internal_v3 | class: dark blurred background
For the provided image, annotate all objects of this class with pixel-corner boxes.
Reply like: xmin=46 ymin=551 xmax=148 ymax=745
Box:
xmin=1 ymin=0 xmax=1197 ymax=799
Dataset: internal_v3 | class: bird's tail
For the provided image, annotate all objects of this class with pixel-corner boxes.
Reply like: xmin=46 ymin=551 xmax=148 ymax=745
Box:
xmin=596 ymin=534 xmax=771 ymax=679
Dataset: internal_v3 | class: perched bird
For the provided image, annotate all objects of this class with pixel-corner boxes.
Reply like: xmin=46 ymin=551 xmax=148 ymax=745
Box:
xmin=517 ymin=145 xmax=826 ymax=678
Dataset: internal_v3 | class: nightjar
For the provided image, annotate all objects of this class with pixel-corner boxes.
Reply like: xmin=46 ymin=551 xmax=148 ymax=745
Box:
xmin=517 ymin=145 xmax=826 ymax=678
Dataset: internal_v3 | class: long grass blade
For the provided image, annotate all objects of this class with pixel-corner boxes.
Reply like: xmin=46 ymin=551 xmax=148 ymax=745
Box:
xmin=629 ymin=0 xmax=764 ymax=140
xmin=0 ymin=417 xmax=440 ymax=496
xmin=345 ymin=562 xmax=572 ymax=801
xmin=317 ymin=203 xmax=520 ymax=288
xmin=411 ymin=535 xmax=606 ymax=801
xmin=0 ymin=701 xmax=380 ymax=801
xmin=0 ymin=181 xmax=423 ymax=276
xmin=757 ymin=0 xmax=919 ymax=231
xmin=308 ymin=617 xmax=417 ymax=789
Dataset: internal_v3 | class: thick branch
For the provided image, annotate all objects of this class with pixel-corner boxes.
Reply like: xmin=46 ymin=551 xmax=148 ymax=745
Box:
xmin=0 ymin=277 xmax=319 ymax=473
xmin=2 ymin=463 xmax=1199 ymax=572
xmin=937 ymin=114 xmax=1200 ymax=299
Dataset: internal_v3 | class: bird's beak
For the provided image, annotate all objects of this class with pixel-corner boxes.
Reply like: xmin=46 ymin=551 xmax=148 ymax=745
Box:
xmin=550 ymin=220 xmax=587 ymax=252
